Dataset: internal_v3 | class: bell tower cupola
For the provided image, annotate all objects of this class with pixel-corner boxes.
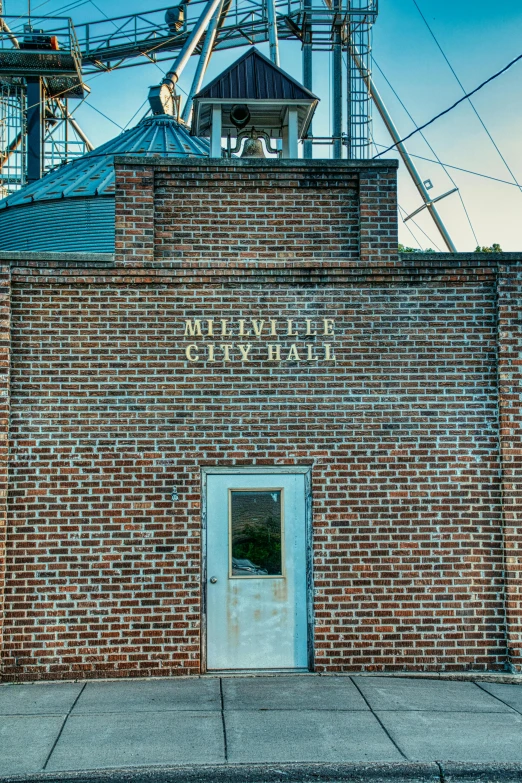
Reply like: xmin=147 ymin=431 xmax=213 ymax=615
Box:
xmin=190 ymin=48 xmax=319 ymax=159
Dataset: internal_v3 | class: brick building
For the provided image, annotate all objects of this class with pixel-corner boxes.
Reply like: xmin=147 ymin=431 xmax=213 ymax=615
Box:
xmin=0 ymin=55 xmax=520 ymax=681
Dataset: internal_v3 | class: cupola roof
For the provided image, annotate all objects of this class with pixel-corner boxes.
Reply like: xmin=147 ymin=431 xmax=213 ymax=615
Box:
xmin=191 ymin=48 xmax=319 ymax=140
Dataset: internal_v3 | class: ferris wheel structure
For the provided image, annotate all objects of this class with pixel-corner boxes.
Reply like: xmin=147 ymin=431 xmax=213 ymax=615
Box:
xmin=0 ymin=0 xmax=458 ymax=250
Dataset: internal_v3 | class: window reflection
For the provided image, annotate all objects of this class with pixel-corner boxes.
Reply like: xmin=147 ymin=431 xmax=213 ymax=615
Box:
xmin=230 ymin=490 xmax=283 ymax=577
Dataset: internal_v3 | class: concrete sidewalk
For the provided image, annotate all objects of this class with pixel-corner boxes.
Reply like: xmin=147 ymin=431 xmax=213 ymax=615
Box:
xmin=1 ymin=675 xmax=522 ymax=782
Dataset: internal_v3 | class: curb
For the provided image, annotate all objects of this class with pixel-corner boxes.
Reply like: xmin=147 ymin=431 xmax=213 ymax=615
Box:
xmin=0 ymin=763 xmax=441 ymax=783
xmin=1 ymin=672 xmax=521 ymax=686
xmin=2 ymin=763 xmax=522 ymax=783
xmin=441 ymin=763 xmax=522 ymax=782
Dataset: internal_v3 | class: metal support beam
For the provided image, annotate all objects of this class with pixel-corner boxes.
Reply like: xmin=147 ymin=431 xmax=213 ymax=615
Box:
xmin=149 ymin=0 xmax=224 ymax=115
xmin=302 ymin=0 xmax=312 ymax=159
xmin=54 ymin=97 xmax=94 ymax=151
xmin=351 ymin=48 xmax=457 ymax=252
xmin=332 ymin=0 xmax=343 ymax=159
xmin=181 ymin=0 xmax=225 ymax=125
xmin=0 ymin=133 xmax=22 ymax=168
xmin=404 ymin=187 xmax=458 ymax=222
xmin=266 ymin=0 xmax=280 ymax=66
xmin=0 ymin=15 xmax=20 ymax=48
xmin=346 ymin=18 xmax=352 ymax=158
xmin=26 ymin=78 xmax=43 ymax=182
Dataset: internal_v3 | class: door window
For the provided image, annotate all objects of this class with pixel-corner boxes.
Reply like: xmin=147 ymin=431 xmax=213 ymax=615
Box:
xmin=229 ymin=489 xmax=283 ymax=577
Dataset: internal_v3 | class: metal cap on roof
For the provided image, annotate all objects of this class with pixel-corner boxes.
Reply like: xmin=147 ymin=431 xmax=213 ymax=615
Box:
xmin=0 ymin=113 xmax=209 ymax=210
xmin=194 ymin=48 xmax=317 ymax=102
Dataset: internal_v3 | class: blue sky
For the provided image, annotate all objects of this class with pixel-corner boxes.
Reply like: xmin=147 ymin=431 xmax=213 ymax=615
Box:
xmin=5 ymin=0 xmax=522 ymax=250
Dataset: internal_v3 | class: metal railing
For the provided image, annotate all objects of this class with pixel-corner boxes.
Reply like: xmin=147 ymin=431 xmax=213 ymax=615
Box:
xmin=71 ymin=0 xmax=377 ymax=69
xmin=0 ymin=80 xmax=26 ymax=193
xmin=0 ymin=15 xmax=82 ymax=63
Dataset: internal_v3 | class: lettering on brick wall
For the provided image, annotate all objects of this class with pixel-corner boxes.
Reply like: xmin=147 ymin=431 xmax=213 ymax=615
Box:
xmin=183 ymin=319 xmax=336 ymax=363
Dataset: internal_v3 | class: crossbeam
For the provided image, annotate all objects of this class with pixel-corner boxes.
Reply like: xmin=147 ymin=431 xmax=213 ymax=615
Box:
xmin=69 ymin=1 xmax=377 ymax=72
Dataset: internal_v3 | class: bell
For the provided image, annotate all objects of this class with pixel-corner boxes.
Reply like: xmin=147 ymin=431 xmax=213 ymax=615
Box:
xmin=241 ymin=136 xmax=265 ymax=158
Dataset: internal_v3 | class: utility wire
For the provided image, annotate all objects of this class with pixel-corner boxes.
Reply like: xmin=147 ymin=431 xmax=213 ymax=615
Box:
xmin=372 ymin=59 xmax=479 ymax=246
xmin=412 ymin=0 xmax=522 ymax=196
xmin=1 ymin=0 xmax=89 ymax=28
xmin=122 ymin=97 xmax=149 ymax=130
xmin=82 ymin=100 xmax=123 ymax=129
xmin=406 ymin=211 xmax=443 ymax=251
xmin=374 ymin=50 xmax=522 ymax=158
xmin=370 ymin=138 xmax=440 ymax=251
xmin=399 ymin=213 xmax=423 ymax=250
xmin=45 ymin=0 xmax=90 ymax=14
xmin=83 ymin=0 xmax=190 ymax=96
xmin=398 ymin=203 xmax=442 ymax=251
xmin=87 ymin=0 xmax=167 ymax=77
xmin=373 ymin=144 xmax=522 ymax=189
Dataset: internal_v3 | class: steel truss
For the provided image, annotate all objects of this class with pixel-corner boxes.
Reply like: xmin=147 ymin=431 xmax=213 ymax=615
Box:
xmin=72 ymin=1 xmax=378 ymax=69
xmin=0 ymin=78 xmax=91 ymax=192
xmin=0 ymin=79 xmax=24 ymax=198
xmin=0 ymin=13 xmax=90 ymax=192
xmin=0 ymin=1 xmax=377 ymax=188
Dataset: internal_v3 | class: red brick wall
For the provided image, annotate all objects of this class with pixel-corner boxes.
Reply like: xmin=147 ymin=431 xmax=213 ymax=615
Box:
xmin=0 ymin=161 xmax=519 ymax=680
xmin=498 ymin=266 xmax=522 ymax=672
xmin=0 ymin=262 xmax=10 ymax=671
xmin=114 ymin=159 xmax=398 ymax=265
xmin=1 ymin=255 xmax=510 ymax=680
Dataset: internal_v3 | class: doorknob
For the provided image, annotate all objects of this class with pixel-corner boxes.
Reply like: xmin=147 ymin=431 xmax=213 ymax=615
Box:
xmin=210 ymin=576 xmax=218 ymax=584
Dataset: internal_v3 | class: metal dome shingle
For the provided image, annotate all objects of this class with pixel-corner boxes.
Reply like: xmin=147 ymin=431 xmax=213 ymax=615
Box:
xmin=0 ymin=113 xmax=209 ymax=210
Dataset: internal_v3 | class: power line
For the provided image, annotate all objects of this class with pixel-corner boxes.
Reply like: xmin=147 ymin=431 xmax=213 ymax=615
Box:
xmin=372 ymin=58 xmax=479 ymax=246
xmin=411 ymin=0 xmax=522 ymax=196
xmin=87 ymin=0 xmax=168 ymax=78
xmin=370 ymin=138 xmax=440 ymax=251
xmin=456 ymin=192 xmax=478 ymax=248
xmin=398 ymin=204 xmax=423 ymax=250
xmin=1 ymin=0 xmax=89 ymax=27
xmin=398 ymin=203 xmax=442 ymax=251
xmin=82 ymin=100 xmax=123 ymax=129
xmin=122 ymin=97 xmax=149 ymax=130
xmin=373 ymin=143 xmax=522 ymax=188
xmin=44 ymin=0 xmax=90 ymax=15
xmin=374 ymin=50 xmax=522 ymax=158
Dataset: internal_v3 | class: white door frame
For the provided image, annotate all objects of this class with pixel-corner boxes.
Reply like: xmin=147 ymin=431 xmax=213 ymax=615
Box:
xmin=201 ymin=465 xmax=314 ymax=673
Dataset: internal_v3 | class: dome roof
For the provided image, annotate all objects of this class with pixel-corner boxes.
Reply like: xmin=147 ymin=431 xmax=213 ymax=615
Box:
xmin=0 ymin=113 xmax=209 ymax=210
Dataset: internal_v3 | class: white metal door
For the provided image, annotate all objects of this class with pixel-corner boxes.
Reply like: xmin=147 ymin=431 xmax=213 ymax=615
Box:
xmin=205 ymin=471 xmax=309 ymax=671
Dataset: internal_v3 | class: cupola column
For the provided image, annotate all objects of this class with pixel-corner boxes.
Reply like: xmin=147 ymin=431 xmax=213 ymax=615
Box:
xmin=210 ymin=105 xmax=222 ymax=158
xmin=282 ymin=108 xmax=298 ymax=159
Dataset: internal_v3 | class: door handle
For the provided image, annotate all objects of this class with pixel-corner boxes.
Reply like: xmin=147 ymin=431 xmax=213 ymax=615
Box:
xmin=210 ymin=576 xmax=218 ymax=584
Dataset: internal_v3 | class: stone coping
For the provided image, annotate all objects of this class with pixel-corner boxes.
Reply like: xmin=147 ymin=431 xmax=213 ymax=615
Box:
xmin=0 ymin=252 xmax=520 ymax=265
xmin=113 ymin=156 xmax=400 ymax=169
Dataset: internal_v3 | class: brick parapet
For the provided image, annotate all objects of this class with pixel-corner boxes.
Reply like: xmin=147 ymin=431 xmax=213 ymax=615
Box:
xmin=112 ymin=158 xmax=399 ymax=266
xmin=359 ymin=168 xmax=398 ymax=264
xmin=114 ymin=164 xmax=155 ymax=265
